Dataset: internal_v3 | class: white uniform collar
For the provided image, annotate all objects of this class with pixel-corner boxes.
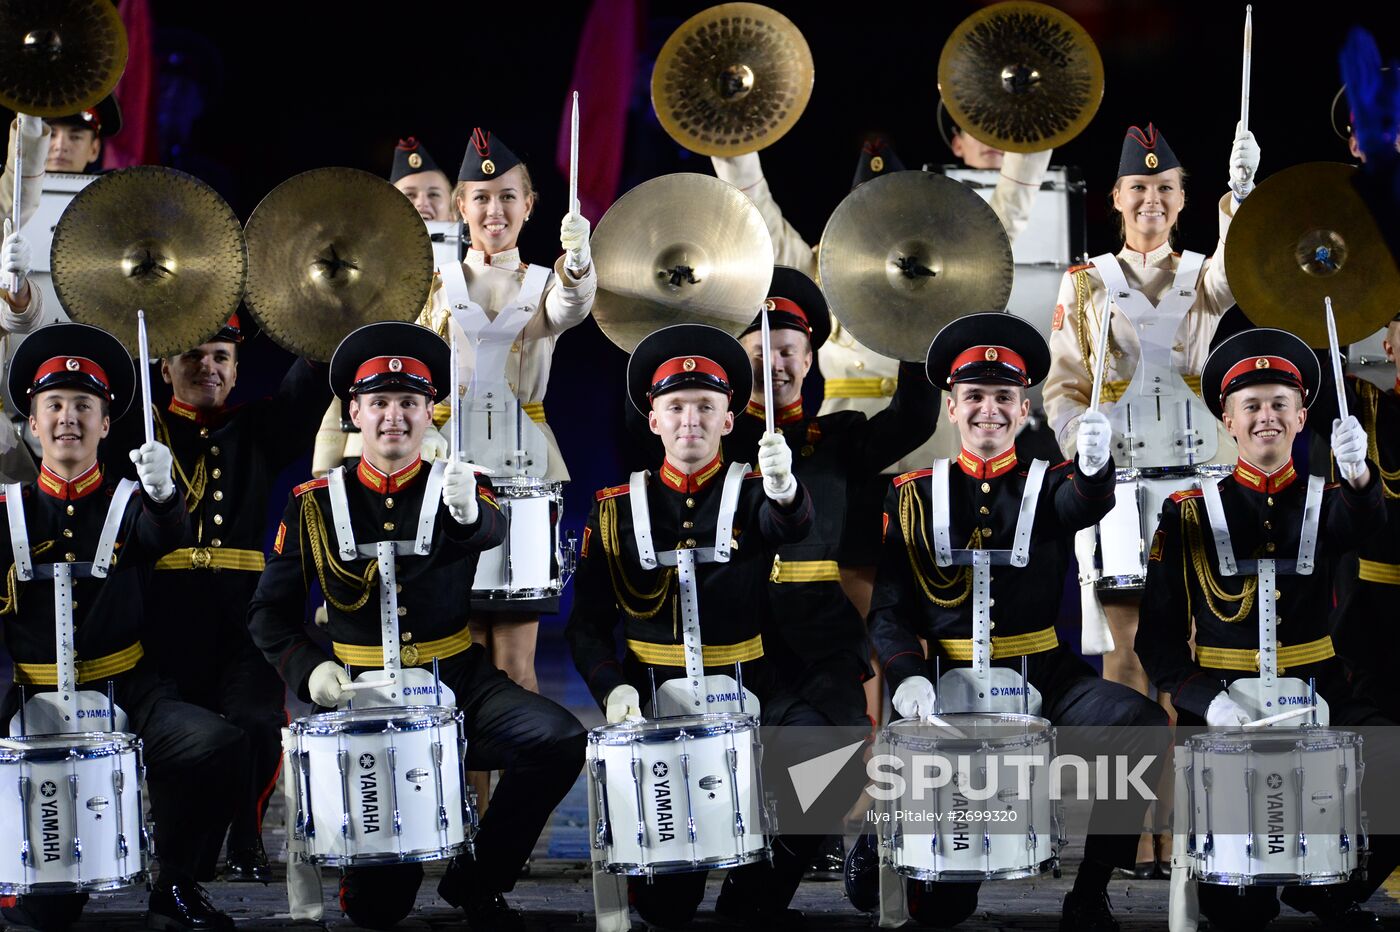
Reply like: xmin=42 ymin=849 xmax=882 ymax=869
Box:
xmin=465 ymin=247 xmax=522 ymax=271
xmin=1116 ymin=240 xmax=1174 ymax=269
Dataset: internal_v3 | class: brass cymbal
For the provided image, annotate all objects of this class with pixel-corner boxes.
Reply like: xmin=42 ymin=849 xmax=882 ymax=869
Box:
xmin=651 ymin=3 xmax=813 ymax=157
xmin=1226 ymin=161 xmax=1400 ymax=348
xmin=244 ymin=168 xmax=432 ymax=362
xmin=818 ymin=170 xmax=1012 ymax=362
xmin=0 ymin=0 xmax=126 ymax=118
xmin=592 ymin=173 xmax=774 ymax=352
xmin=50 ymin=167 xmax=246 ymax=358
xmin=937 ymin=1 xmax=1103 ymax=154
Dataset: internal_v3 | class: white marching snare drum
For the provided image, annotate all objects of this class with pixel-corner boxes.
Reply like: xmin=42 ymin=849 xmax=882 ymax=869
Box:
xmin=882 ymin=714 xmax=1059 ymax=882
xmin=1096 ymin=465 xmax=1234 ymax=590
xmin=0 ymin=733 xmax=148 ymax=894
xmin=1185 ymin=728 xmax=1365 ymax=887
xmin=472 ymin=478 xmax=564 ymax=601
xmin=588 ymin=713 xmax=768 ymax=875
xmin=290 ymin=706 xmax=471 ymax=866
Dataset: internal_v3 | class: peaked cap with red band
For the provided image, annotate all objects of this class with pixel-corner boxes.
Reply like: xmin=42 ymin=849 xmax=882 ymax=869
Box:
xmin=329 ymin=321 xmax=450 ymax=403
xmin=740 ymin=266 xmax=830 ymax=350
xmin=1118 ymin=123 xmax=1181 ymax=177
xmin=626 ymin=324 xmax=752 ymax=415
xmin=1201 ymin=327 xmax=1319 ymax=420
xmin=458 ymin=128 xmax=522 ymax=184
xmin=925 ymin=312 xmax=1049 ymax=389
xmin=214 ymin=311 xmax=245 ymax=344
xmin=7 ymin=322 xmax=135 ymax=418
xmin=48 ymin=95 xmax=123 ymax=139
xmin=390 ymin=136 xmax=445 ymax=183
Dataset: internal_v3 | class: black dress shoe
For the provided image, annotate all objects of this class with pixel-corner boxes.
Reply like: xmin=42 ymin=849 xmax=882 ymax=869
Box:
xmin=146 ymin=882 xmax=234 ymax=932
xmin=805 ymin=835 xmax=845 ymax=881
xmin=1059 ymin=890 xmax=1120 ymax=932
xmin=224 ymin=837 xmax=272 ymax=884
xmin=1115 ymin=862 xmax=1156 ymax=880
xmin=458 ymin=892 xmax=525 ymax=932
xmin=1316 ymin=903 xmax=1382 ymax=931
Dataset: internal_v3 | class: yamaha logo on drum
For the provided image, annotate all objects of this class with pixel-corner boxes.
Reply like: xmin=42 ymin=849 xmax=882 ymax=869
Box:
xmin=40 ymin=780 xmax=57 ymax=798
xmin=360 ymin=753 xmax=376 ymax=770
xmin=651 ymin=763 xmax=675 ymax=842
xmin=39 ymin=782 xmax=60 ymax=862
xmin=1266 ymin=773 xmax=1283 ymax=790
xmin=1266 ymin=773 xmax=1285 ymax=854
xmin=652 ymin=762 xmax=668 ymax=778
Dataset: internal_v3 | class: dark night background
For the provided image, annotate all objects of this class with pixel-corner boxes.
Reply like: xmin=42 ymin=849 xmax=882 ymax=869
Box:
xmin=8 ymin=0 xmax=1398 ymax=644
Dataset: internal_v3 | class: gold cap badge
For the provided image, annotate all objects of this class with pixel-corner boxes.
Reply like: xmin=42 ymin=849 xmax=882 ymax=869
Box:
xmin=870 ymin=155 xmax=884 ymax=173
xmin=407 ymin=152 xmax=422 ymax=169
xmin=984 ymin=347 xmax=999 ymax=361
xmin=388 ymin=357 xmax=403 ymax=372
xmin=682 ymin=357 xmax=697 ymax=372
xmin=481 ymin=158 xmax=496 ymax=176
xmin=1145 ymin=152 xmax=1159 ymax=169
xmin=65 ymin=358 xmax=80 ymax=371
xmin=1255 ymin=357 xmax=1270 ymax=369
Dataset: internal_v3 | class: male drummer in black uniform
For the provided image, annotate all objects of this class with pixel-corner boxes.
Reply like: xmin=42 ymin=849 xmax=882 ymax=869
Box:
xmin=102 ymin=314 xmax=332 ymax=881
xmin=44 ymin=96 xmax=121 ymax=175
xmin=568 ymin=323 xmax=865 ymax=927
xmin=0 ymin=323 xmax=245 ymax=932
xmin=1139 ymin=328 xmax=1397 ymax=930
xmin=247 ymin=322 xmax=585 ymax=932
xmin=867 ymin=314 xmax=1167 ymax=931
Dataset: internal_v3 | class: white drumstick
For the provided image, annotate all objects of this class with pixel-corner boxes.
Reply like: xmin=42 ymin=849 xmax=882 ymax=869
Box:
xmin=449 ymin=333 xmax=461 ymax=462
xmin=6 ymin=128 xmax=21 ymax=295
xmin=1244 ymin=706 xmax=1313 ymax=729
xmin=137 ymin=310 xmax=154 ymax=447
xmin=1240 ymin=5 xmax=1253 ymax=137
xmin=1324 ymin=296 xmax=1360 ymax=481
xmin=569 ymin=91 xmax=580 ymax=217
xmin=341 ymin=679 xmax=396 ymax=692
xmin=924 ymin=714 xmax=968 ymax=739
xmin=1088 ymin=291 xmax=1113 ymax=412
xmin=760 ymin=303 xmax=775 ymax=435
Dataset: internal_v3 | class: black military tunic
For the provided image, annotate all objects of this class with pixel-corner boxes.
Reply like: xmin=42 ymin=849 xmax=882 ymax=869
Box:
xmin=1139 ymin=459 xmax=1385 ymax=719
xmin=566 ymin=454 xmax=814 ymax=714
xmin=247 ymin=456 xmax=586 ymax=894
xmin=725 ymin=362 xmax=937 ymax=724
xmin=0 ymin=465 xmax=245 ymax=883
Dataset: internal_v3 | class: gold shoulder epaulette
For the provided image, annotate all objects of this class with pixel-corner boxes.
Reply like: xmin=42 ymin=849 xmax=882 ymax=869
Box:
xmin=294 ymin=477 xmax=329 ymax=497
xmin=595 ymin=484 xmax=630 ymax=501
xmin=894 ymin=468 xmax=932 ymax=488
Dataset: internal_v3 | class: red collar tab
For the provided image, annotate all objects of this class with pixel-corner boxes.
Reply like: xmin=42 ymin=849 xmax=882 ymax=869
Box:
xmin=744 ymin=397 xmax=803 ymax=426
xmin=956 ymin=447 xmax=1019 ymax=480
xmin=30 ymin=356 xmax=113 ymax=399
xmin=357 ymin=457 xmax=424 ymax=494
xmin=658 ymin=454 xmax=725 ymax=494
xmin=37 ymin=462 xmax=103 ymax=501
xmin=1232 ymin=458 xmax=1298 ymax=494
xmin=351 ymin=355 xmax=434 ymax=395
xmin=649 ymin=355 xmax=732 ymax=400
xmin=764 ymin=297 xmax=811 ymax=335
xmin=1220 ymin=355 xmax=1304 ymax=401
xmin=948 ymin=345 xmax=1029 ymax=385
xmin=167 ymin=397 xmax=223 ymax=426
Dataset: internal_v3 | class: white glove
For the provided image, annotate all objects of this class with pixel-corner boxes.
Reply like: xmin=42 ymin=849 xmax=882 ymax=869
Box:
xmin=442 ymin=459 xmax=479 ymax=525
xmin=129 ymin=441 xmax=176 ymax=503
xmin=560 ymin=212 xmax=591 ymax=274
xmin=1332 ymin=414 xmax=1368 ymax=482
xmin=17 ymin=112 xmax=44 ymax=140
xmin=711 ymin=152 xmax=763 ymax=190
xmin=604 ymin=684 xmax=644 ymax=724
xmin=309 ymin=660 xmax=351 ymax=708
xmin=1076 ymin=409 xmax=1112 ymax=474
xmin=3 ymin=218 xmax=31 ymax=283
xmin=1206 ymin=691 xmax=1251 ymax=727
xmin=1228 ymin=121 xmax=1261 ymax=201
xmin=892 ymin=676 xmax=937 ymax=720
xmin=419 ymin=425 xmax=449 ymax=462
xmin=758 ymin=430 xmax=796 ymax=504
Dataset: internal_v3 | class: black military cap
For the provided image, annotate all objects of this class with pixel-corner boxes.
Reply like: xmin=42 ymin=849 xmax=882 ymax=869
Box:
xmin=851 ymin=136 xmax=905 ymax=190
xmin=9 ymin=322 xmax=135 ymax=418
xmin=740 ymin=266 xmax=831 ymax=351
xmin=329 ymin=322 xmax=450 ymax=403
xmin=1118 ymin=123 xmax=1180 ymax=177
xmin=458 ymin=128 xmax=521 ymax=183
xmin=1201 ymin=328 xmax=1319 ymax=420
xmin=627 ymin=324 xmax=752 ymax=415
xmin=48 ymin=95 xmax=123 ymax=138
xmin=213 ymin=311 xmax=245 ymax=344
xmin=389 ymin=137 xmax=445 ymax=183
xmin=925 ymin=312 xmax=1050 ymax=389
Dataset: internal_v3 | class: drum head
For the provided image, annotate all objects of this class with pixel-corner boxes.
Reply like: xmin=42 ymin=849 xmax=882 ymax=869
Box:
xmin=886 ymin=713 xmax=1051 ymax=751
xmin=292 ymin=705 xmax=460 ymax=736
xmin=0 ymin=732 xmax=137 ymax=761
xmin=1187 ymin=726 xmax=1359 ymax=754
xmin=590 ymin=712 xmax=757 ymax=745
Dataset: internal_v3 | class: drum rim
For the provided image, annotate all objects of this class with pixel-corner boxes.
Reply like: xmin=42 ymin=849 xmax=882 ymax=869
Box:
xmin=472 ymin=583 xmax=564 ymax=600
xmin=488 ymin=477 xmax=565 ymax=495
xmin=1190 ymin=865 xmax=1360 ymax=887
xmin=304 ymin=840 xmax=468 ymax=867
xmin=597 ymin=848 xmax=769 ymax=876
xmin=0 ymin=732 xmax=141 ymax=760
xmin=892 ymin=854 xmax=1059 ymax=883
xmin=291 ymin=704 xmax=463 ymax=735
xmin=884 ymin=712 xmax=1053 ymax=750
xmin=589 ymin=712 xmax=758 ymax=745
xmin=0 ymin=869 xmax=149 ymax=896
xmin=1186 ymin=727 xmax=1360 ymax=751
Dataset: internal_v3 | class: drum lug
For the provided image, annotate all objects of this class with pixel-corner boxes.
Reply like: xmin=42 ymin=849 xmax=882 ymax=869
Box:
xmin=1294 ymin=766 xmax=1307 ymax=861
xmin=562 ymin=529 xmax=579 ymax=584
xmin=336 ymin=749 xmax=352 ymax=839
xmin=113 ymin=768 xmax=129 ymax=861
xmin=630 ymin=757 xmax=647 ymax=849
xmin=17 ymin=775 xmax=32 ymax=871
xmin=1338 ymin=761 xmax=1351 ymax=854
xmin=726 ymin=747 xmax=745 ymax=837
xmin=679 ymin=751 xmax=697 ymax=844
xmin=1243 ymin=767 xmax=1257 ymax=862
xmin=431 ymin=741 xmax=450 ymax=833
xmin=68 ymin=774 xmax=82 ymax=863
xmin=386 ymin=745 xmax=403 ymax=836
xmin=1201 ymin=767 xmax=1215 ymax=856
xmin=589 ymin=758 xmax=612 ymax=850
xmin=299 ymin=750 xmax=317 ymax=840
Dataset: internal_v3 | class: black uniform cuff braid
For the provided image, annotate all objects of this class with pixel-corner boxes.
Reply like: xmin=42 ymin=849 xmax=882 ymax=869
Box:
xmin=882 ymin=651 xmax=928 ymax=692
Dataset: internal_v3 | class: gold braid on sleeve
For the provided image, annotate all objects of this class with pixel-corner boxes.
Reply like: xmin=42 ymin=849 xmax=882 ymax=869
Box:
xmin=1071 ymin=268 xmax=1120 ymax=379
xmin=1181 ymin=499 xmax=1255 ymax=623
xmin=153 ymin=413 xmax=207 ymax=513
xmin=0 ymin=540 xmax=54 ymax=616
xmin=599 ymin=497 xmax=673 ymax=620
xmin=1355 ymin=381 xmax=1400 ymax=500
xmin=300 ymin=494 xmax=376 ymax=613
xmin=897 ymin=481 xmax=987 ymax=608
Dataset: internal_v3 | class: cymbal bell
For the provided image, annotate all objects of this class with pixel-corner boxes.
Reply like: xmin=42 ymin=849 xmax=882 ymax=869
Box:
xmin=651 ymin=3 xmax=813 ymax=157
xmin=591 ymin=173 xmax=774 ymax=352
xmin=937 ymin=1 xmax=1103 ymax=153
xmin=1226 ymin=161 xmax=1400 ymax=348
xmin=50 ymin=167 xmax=246 ymax=358
xmin=243 ymin=168 xmax=433 ymax=362
xmin=818 ymin=170 xmax=1013 ymax=362
xmin=0 ymin=0 xmax=126 ymax=118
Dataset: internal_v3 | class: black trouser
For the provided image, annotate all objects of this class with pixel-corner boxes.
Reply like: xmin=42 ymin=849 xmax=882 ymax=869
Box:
xmin=629 ymin=690 xmax=871 ymax=927
xmin=907 ymin=653 xmax=1169 ymax=927
xmin=1 ymin=659 xmax=247 ymax=887
xmin=340 ymin=644 xmax=585 ymax=911
xmin=146 ymin=569 xmax=287 ymax=871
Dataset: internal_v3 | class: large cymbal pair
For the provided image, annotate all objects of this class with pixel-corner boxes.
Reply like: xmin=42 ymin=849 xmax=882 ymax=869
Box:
xmin=591 ymin=169 xmax=1012 ymax=361
xmin=52 ymin=168 xmax=431 ymax=361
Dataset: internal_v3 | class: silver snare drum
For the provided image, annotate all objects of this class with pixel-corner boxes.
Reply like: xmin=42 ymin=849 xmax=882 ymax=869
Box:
xmin=472 ymin=478 xmax=564 ymax=601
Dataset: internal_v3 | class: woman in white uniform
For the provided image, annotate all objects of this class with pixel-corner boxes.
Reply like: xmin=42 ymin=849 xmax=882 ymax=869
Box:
xmin=1043 ymin=120 xmax=1259 ymax=875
